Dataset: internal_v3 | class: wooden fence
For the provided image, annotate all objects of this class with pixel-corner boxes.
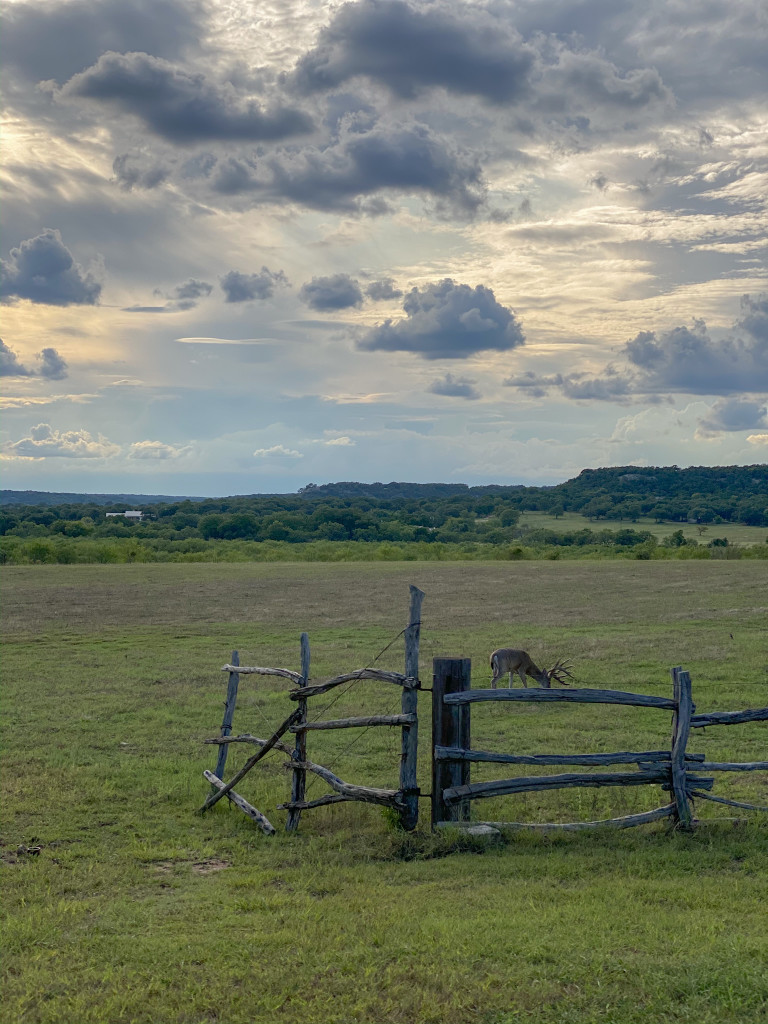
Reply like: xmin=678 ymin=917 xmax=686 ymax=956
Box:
xmin=200 ymin=586 xmax=424 ymax=833
xmin=432 ymin=658 xmax=768 ymax=832
xmin=198 ymin=585 xmax=766 ymax=836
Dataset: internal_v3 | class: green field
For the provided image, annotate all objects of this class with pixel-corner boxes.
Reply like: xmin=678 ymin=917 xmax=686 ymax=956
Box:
xmin=3 ymin=561 xmax=767 ymax=1023
xmin=517 ymin=510 xmax=768 ymax=546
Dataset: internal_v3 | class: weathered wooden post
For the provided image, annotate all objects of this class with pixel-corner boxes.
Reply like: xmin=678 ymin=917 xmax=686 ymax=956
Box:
xmin=432 ymin=657 xmax=471 ymax=827
xmin=214 ymin=650 xmax=240 ymax=786
xmin=670 ymin=666 xmax=694 ymax=829
xmin=286 ymin=633 xmax=310 ymax=832
xmin=399 ymin=585 xmax=424 ymax=830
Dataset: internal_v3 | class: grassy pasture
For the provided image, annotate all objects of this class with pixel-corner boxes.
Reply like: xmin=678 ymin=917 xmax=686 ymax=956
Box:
xmin=2 ymin=560 xmax=767 ymax=1024
xmin=517 ymin=510 xmax=768 ymax=546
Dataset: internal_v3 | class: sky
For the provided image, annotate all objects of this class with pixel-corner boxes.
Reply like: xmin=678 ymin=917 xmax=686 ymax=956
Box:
xmin=1 ymin=0 xmax=767 ymax=496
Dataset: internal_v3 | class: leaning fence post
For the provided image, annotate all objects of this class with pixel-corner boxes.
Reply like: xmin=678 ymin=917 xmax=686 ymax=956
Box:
xmin=214 ymin=650 xmax=240 ymax=787
xmin=432 ymin=657 xmax=471 ymax=828
xmin=670 ymin=666 xmax=694 ymax=829
xmin=399 ymin=585 xmax=424 ymax=831
xmin=286 ymin=633 xmax=310 ymax=833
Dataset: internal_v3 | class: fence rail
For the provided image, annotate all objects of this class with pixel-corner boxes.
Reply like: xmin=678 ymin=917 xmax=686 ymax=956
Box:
xmin=432 ymin=659 xmax=767 ymax=832
xmin=201 ymin=585 xmax=424 ymax=832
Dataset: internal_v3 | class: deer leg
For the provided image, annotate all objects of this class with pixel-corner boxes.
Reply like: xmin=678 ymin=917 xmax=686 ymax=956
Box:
xmin=518 ymin=668 xmax=528 ymax=688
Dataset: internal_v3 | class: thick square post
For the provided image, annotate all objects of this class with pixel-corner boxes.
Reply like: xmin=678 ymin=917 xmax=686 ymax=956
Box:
xmin=432 ymin=657 xmax=471 ymax=827
xmin=286 ymin=633 xmax=310 ymax=832
xmin=399 ymin=585 xmax=424 ymax=830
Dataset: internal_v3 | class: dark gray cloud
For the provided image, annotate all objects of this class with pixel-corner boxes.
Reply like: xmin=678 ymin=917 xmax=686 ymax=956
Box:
xmin=292 ymin=0 xmax=534 ymax=103
xmin=38 ymin=347 xmax=69 ymax=380
xmin=428 ymin=373 xmax=481 ymax=400
xmin=358 ymin=279 xmax=525 ymax=359
xmin=0 ymin=339 xmax=33 ymax=377
xmin=365 ymin=277 xmax=403 ymax=301
xmin=124 ymin=279 xmax=212 ymax=313
xmin=506 ymin=293 xmax=768 ymax=402
xmin=169 ymin=278 xmax=213 ymax=310
xmin=221 ymin=268 xmax=288 ymax=303
xmin=210 ymin=122 xmax=485 ymax=215
xmin=504 ymin=369 xmax=633 ymax=401
xmin=546 ymin=49 xmax=669 ymax=113
xmin=504 ymin=371 xmax=564 ymax=398
xmin=697 ymin=397 xmax=768 ymax=437
xmin=623 ymin=300 xmax=768 ymax=394
xmin=299 ymin=274 xmax=363 ymax=311
xmin=0 ymin=0 xmax=206 ymax=85
xmin=60 ymin=52 xmax=314 ymax=144
xmin=561 ymin=370 xmax=631 ymax=401
xmin=113 ymin=152 xmax=170 ymax=190
xmin=738 ymin=293 xmax=768 ymax=342
xmin=0 ymin=339 xmax=68 ymax=379
xmin=0 ymin=229 xmax=101 ymax=306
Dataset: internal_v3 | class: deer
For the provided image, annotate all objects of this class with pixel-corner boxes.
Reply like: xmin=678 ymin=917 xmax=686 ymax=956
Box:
xmin=489 ymin=648 xmax=574 ymax=689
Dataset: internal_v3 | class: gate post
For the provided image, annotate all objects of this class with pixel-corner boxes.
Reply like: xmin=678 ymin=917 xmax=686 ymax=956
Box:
xmin=399 ymin=585 xmax=425 ymax=831
xmin=432 ymin=657 xmax=471 ymax=827
xmin=670 ymin=666 xmax=694 ymax=829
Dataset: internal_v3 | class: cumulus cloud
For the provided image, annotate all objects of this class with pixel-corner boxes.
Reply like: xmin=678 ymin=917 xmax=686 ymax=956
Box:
xmin=128 ymin=440 xmax=191 ymax=459
xmin=696 ymin=397 xmax=768 ymax=438
xmin=358 ymin=279 xmax=525 ymax=359
xmin=747 ymin=433 xmax=768 ymax=446
xmin=0 ymin=339 xmax=33 ymax=377
xmin=0 ymin=229 xmax=101 ymax=306
xmin=253 ymin=444 xmax=303 ymax=458
xmin=38 ymin=347 xmax=69 ymax=380
xmin=623 ymin=299 xmax=768 ymax=394
xmin=365 ymin=278 xmax=403 ymax=301
xmin=428 ymin=373 xmax=481 ymax=399
xmin=321 ymin=435 xmax=355 ymax=446
xmin=545 ymin=47 xmax=670 ymax=114
xmin=209 ymin=121 xmax=485 ymax=215
xmin=220 ymin=268 xmax=288 ymax=303
xmin=0 ymin=339 xmax=68 ymax=379
xmin=168 ymin=279 xmax=212 ymax=310
xmin=2 ymin=423 xmax=120 ymax=459
xmin=300 ymin=274 xmax=363 ymax=311
xmin=292 ymin=0 xmax=534 ymax=103
xmin=59 ymin=51 xmax=314 ymax=143
xmin=507 ymin=293 xmax=768 ymax=403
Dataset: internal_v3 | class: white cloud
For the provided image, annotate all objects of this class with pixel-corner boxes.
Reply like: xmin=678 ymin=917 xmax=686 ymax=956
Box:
xmin=252 ymin=444 xmax=303 ymax=458
xmin=2 ymin=423 xmax=121 ymax=459
xmin=128 ymin=440 xmax=192 ymax=459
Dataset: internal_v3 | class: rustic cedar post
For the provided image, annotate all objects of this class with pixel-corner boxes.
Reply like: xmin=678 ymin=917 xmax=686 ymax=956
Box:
xmin=286 ymin=633 xmax=310 ymax=833
xmin=213 ymin=651 xmax=240 ymax=787
xmin=670 ymin=666 xmax=694 ymax=829
xmin=399 ymin=585 xmax=424 ymax=830
xmin=432 ymin=657 xmax=471 ymax=827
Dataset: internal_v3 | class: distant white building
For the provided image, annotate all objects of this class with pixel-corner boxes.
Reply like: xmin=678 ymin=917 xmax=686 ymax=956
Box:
xmin=106 ymin=511 xmax=144 ymax=519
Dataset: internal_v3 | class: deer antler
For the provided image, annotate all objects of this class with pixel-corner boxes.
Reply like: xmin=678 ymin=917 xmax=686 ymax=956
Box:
xmin=547 ymin=659 xmax=574 ymax=687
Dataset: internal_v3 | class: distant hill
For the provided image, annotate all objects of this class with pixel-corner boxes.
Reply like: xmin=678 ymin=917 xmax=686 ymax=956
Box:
xmin=1 ymin=464 xmax=766 ymax=526
xmin=0 ymin=490 xmax=203 ymax=507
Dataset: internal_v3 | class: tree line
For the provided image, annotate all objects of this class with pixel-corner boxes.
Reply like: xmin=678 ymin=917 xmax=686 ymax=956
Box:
xmin=1 ymin=464 xmax=766 ymax=546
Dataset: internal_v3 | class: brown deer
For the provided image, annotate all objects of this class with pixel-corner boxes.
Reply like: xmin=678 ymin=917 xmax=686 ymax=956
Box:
xmin=489 ymin=648 xmax=573 ymax=689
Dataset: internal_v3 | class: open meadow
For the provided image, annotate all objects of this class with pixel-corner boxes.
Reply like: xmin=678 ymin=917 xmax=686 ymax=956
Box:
xmin=2 ymin=560 xmax=768 ymax=1024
